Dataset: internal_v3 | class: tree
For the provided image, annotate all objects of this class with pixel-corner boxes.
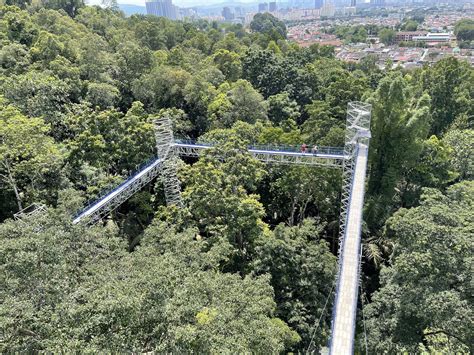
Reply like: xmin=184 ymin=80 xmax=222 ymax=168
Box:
xmin=242 ymin=47 xmax=314 ymax=104
xmin=0 ymin=101 xmax=61 ymax=211
xmin=2 ymin=71 xmax=77 ymax=139
xmin=252 ymin=219 xmax=336 ymax=351
xmin=85 ymin=82 xmax=120 ymax=109
xmin=114 ymin=41 xmax=154 ymax=108
xmin=208 ymin=80 xmax=267 ymax=128
xmin=401 ymin=19 xmax=418 ymax=31
xmin=379 ymin=28 xmax=396 ymax=45
xmin=132 ymin=66 xmax=191 ymax=112
xmin=401 ymin=135 xmax=458 ymax=207
xmin=442 ymin=129 xmax=474 ymax=181
xmin=267 ymin=92 xmax=300 ymax=125
xmin=0 ymin=197 xmax=126 ymax=351
xmin=454 ymin=19 xmax=474 ymax=42
xmin=420 ymin=57 xmax=473 ymax=135
xmin=183 ymin=73 xmax=218 ymax=135
xmin=2 ymin=8 xmax=38 ymax=46
xmin=267 ymin=166 xmax=341 ymax=227
xmin=66 ymin=102 xmax=155 ymax=173
xmin=212 ymin=49 xmax=241 ymax=82
xmin=250 ymin=13 xmax=287 ymax=41
xmin=0 ymin=43 xmax=30 ymax=75
xmin=365 ymin=182 xmax=474 ymax=353
xmin=366 ymin=74 xmax=431 ymax=230
xmin=41 ymin=0 xmax=85 ymax=17
xmin=30 ymin=30 xmax=65 ymax=62
xmin=180 ymin=135 xmax=267 ymax=271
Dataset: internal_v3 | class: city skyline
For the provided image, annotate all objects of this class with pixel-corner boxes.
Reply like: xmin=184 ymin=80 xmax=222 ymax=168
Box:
xmin=88 ymin=0 xmax=261 ymax=6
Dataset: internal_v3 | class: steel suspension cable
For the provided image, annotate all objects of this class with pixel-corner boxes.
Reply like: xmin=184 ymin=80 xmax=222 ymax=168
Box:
xmin=306 ymin=282 xmax=336 ymax=353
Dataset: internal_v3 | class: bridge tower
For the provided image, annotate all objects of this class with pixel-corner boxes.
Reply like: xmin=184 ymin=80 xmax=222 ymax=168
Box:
xmin=154 ymin=115 xmax=183 ymax=207
xmin=330 ymin=102 xmax=372 ymax=354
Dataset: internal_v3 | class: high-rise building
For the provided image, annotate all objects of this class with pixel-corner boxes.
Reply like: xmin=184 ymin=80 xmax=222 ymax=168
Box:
xmin=315 ymin=0 xmax=324 ymax=9
xmin=269 ymin=1 xmax=277 ymax=11
xmin=222 ymin=6 xmax=234 ymax=21
xmin=258 ymin=2 xmax=269 ymax=12
xmin=146 ymin=0 xmax=178 ymax=20
xmin=351 ymin=0 xmax=356 ymax=6
xmin=321 ymin=1 xmax=335 ymax=16
xmin=235 ymin=6 xmax=244 ymax=16
xmin=370 ymin=0 xmax=385 ymax=6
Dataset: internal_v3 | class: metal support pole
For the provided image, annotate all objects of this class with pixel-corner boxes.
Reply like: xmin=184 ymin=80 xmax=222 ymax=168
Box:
xmin=154 ymin=115 xmax=183 ymax=207
xmin=330 ymin=102 xmax=372 ymax=354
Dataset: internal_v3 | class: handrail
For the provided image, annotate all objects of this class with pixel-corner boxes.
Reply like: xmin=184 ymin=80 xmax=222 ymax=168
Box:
xmin=73 ymin=155 xmax=160 ymax=218
xmin=174 ymin=139 xmax=345 ymax=157
xmin=74 ymin=139 xmax=346 ymax=220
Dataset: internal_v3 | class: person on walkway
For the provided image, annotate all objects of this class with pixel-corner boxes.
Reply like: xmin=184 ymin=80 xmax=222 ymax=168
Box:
xmin=312 ymin=145 xmax=318 ymax=154
xmin=301 ymin=143 xmax=307 ymax=153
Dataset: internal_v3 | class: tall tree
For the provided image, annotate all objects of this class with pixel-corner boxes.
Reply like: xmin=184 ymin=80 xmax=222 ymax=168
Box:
xmin=421 ymin=57 xmax=473 ymax=135
xmin=366 ymin=74 xmax=431 ymax=230
xmin=252 ymin=219 xmax=336 ymax=351
xmin=365 ymin=182 xmax=474 ymax=353
xmin=0 ymin=101 xmax=60 ymax=211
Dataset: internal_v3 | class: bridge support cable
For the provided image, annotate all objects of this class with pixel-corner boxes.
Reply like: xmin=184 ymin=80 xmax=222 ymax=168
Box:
xmin=330 ymin=102 xmax=372 ymax=354
xmin=154 ymin=116 xmax=183 ymax=207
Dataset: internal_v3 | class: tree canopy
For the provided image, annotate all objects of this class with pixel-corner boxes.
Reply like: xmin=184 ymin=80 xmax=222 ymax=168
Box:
xmin=0 ymin=3 xmax=472 ymax=353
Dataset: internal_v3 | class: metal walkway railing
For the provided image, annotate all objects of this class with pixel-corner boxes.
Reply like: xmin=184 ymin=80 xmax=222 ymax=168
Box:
xmin=174 ymin=140 xmax=347 ymax=168
xmin=329 ymin=143 xmax=369 ymax=354
xmin=71 ymin=125 xmax=371 ymax=355
xmin=72 ymin=157 xmax=163 ymax=224
xmin=73 ymin=141 xmax=345 ymax=224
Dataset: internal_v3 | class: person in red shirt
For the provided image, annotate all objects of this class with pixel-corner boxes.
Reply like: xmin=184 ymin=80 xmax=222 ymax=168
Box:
xmin=301 ymin=143 xmax=307 ymax=153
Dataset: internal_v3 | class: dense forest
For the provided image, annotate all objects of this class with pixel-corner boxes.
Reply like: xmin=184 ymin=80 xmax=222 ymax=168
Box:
xmin=0 ymin=3 xmax=472 ymax=353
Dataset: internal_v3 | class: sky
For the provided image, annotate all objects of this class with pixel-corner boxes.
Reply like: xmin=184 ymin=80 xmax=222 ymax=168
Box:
xmin=89 ymin=0 xmax=259 ymax=7
xmin=175 ymin=0 xmax=255 ymax=6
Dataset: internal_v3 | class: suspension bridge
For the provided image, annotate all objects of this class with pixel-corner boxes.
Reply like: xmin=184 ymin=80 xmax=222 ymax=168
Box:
xmin=68 ymin=102 xmax=372 ymax=353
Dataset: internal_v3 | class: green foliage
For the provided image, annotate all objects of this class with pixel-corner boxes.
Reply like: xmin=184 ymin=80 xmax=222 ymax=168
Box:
xmin=85 ymin=82 xmax=120 ymax=109
xmin=331 ymin=25 xmax=368 ymax=44
xmin=401 ymin=19 xmax=418 ymax=31
xmin=208 ymin=79 xmax=268 ymax=128
xmin=212 ymin=48 xmax=241 ymax=82
xmin=442 ymin=129 xmax=474 ymax=180
xmin=379 ymin=28 xmax=396 ymax=45
xmin=366 ymin=73 xmax=431 ymax=229
xmin=250 ymin=12 xmax=287 ymax=42
xmin=181 ymin=136 xmax=267 ymax=270
xmin=0 ymin=100 xmax=62 ymax=210
xmin=365 ymin=182 xmax=474 ymax=353
xmin=252 ymin=219 xmax=336 ymax=351
xmin=0 ymin=4 xmax=471 ymax=353
xmin=421 ymin=57 xmax=473 ymax=135
xmin=454 ymin=19 xmax=474 ymax=42
xmin=267 ymin=91 xmax=300 ymax=125
xmin=65 ymin=101 xmax=155 ymax=172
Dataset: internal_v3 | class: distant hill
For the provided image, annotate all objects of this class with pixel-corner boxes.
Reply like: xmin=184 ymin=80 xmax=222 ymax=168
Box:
xmin=119 ymin=4 xmax=147 ymax=16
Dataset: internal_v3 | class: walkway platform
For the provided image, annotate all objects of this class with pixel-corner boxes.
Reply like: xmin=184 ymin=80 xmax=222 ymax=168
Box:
xmin=330 ymin=144 xmax=369 ymax=354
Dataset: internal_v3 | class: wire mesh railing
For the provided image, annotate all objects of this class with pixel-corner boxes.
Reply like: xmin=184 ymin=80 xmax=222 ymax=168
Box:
xmin=74 ymin=155 xmax=161 ymax=219
xmin=174 ymin=139 xmax=345 ymax=157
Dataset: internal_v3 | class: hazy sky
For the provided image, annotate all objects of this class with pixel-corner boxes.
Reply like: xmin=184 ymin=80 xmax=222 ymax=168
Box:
xmin=90 ymin=0 xmax=258 ymax=6
xmin=175 ymin=0 xmax=255 ymax=6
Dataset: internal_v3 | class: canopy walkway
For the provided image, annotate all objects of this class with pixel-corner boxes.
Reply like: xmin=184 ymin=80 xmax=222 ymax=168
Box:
xmin=71 ymin=102 xmax=372 ymax=355
xmin=72 ymin=142 xmax=344 ymax=224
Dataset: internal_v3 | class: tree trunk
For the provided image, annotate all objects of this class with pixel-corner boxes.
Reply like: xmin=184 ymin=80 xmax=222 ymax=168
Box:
xmin=3 ymin=160 xmax=23 ymax=211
